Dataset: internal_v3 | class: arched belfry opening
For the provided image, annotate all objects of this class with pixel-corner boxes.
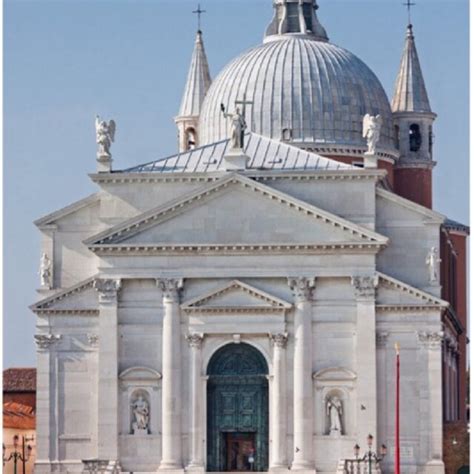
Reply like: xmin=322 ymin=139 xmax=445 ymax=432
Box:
xmin=207 ymin=343 xmax=269 ymax=472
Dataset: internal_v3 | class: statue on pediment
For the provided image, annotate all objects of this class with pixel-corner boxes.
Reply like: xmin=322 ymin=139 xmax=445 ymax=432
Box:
xmin=221 ymin=105 xmax=247 ymax=150
xmin=95 ymin=115 xmax=116 ymax=158
xmin=363 ymin=114 xmax=383 ymax=155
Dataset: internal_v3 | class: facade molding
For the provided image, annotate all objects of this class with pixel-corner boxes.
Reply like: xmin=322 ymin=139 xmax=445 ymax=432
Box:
xmin=85 ymin=173 xmax=389 ymax=247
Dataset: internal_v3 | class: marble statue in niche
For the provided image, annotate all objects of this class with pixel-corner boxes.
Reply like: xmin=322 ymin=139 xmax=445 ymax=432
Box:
xmin=326 ymin=395 xmax=343 ymax=436
xmin=131 ymin=394 xmax=150 ymax=434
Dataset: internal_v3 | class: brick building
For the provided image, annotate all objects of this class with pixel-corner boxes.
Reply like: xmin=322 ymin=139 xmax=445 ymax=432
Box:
xmin=3 ymin=368 xmax=37 ymax=474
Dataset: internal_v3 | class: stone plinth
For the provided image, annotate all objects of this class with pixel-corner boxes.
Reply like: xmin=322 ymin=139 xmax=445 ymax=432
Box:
xmin=364 ymin=152 xmax=378 ymax=169
xmin=223 ymin=148 xmax=249 ymax=171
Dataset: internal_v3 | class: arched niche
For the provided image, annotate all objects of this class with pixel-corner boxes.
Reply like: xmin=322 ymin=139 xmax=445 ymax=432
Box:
xmin=119 ymin=367 xmax=162 ymax=436
xmin=313 ymin=367 xmax=357 ymax=437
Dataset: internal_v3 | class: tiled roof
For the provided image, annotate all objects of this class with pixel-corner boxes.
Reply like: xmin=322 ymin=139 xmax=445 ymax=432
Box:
xmin=3 ymin=368 xmax=37 ymax=392
xmin=121 ymin=132 xmax=353 ymax=173
xmin=3 ymin=402 xmax=35 ymax=430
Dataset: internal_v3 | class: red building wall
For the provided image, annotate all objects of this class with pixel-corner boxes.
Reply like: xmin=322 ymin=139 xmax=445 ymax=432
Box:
xmin=394 ymin=167 xmax=432 ymax=209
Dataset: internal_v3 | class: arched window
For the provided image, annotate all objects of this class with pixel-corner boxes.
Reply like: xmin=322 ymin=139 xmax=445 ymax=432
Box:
xmin=186 ymin=128 xmax=197 ymax=151
xmin=394 ymin=125 xmax=400 ymax=150
xmin=409 ymin=124 xmax=422 ymax=152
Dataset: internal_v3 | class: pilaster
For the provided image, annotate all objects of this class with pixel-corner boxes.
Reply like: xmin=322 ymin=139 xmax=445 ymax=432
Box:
xmin=34 ymin=334 xmax=61 ymax=473
xmin=351 ymin=275 xmax=378 ymax=445
xmin=93 ymin=278 xmax=122 ymax=466
xmin=417 ymin=331 xmax=445 ymax=473
xmin=288 ymin=277 xmax=316 ymax=472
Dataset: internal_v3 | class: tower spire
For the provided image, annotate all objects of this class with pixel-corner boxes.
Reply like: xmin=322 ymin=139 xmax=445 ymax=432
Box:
xmin=175 ymin=17 xmax=212 ymax=152
xmin=391 ymin=23 xmax=431 ymax=113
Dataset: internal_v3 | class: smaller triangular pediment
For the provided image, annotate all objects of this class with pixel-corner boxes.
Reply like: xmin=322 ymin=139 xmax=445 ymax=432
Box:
xmin=182 ymin=280 xmax=291 ymax=312
xmin=30 ymin=277 xmax=98 ymax=314
xmin=376 ymin=272 xmax=448 ymax=309
xmin=86 ymin=174 xmax=388 ymax=251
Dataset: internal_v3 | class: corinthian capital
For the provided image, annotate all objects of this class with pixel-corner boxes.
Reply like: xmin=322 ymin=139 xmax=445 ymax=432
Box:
xmin=186 ymin=333 xmax=204 ymax=349
xmin=351 ymin=275 xmax=379 ymax=300
xmin=270 ymin=333 xmax=288 ymax=349
xmin=287 ymin=277 xmax=315 ymax=302
xmin=418 ymin=331 xmax=444 ymax=349
xmin=34 ymin=334 xmax=62 ymax=350
xmin=93 ymin=278 xmax=122 ymax=304
xmin=157 ymin=278 xmax=183 ymax=302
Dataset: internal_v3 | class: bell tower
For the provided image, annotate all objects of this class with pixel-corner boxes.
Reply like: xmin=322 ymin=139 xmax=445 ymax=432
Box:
xmin=391 ymin=23 xmax=437 ymax=208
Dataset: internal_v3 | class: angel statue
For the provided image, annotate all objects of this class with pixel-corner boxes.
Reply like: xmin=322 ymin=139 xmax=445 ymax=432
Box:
xmin=39 ymin=252 xmax=52 ymax=288
xmin=131 ymin=395 xmax=149 ymax=433
xmin=326 ymin=396 xmax=343 ymax=435
xmin=95 ymin=115 xmax=116 ymax=158
xmin=363 ymin=114 xmax=383 ymax=155
xmin=426 ymin=246 xmax=442 ymax=283
xmin=221 ymin=104 xmax=247 ymax=150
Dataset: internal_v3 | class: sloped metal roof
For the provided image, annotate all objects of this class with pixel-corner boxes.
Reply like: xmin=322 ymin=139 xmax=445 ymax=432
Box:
xmin=121 ymin=132 xmax=354 ymax=173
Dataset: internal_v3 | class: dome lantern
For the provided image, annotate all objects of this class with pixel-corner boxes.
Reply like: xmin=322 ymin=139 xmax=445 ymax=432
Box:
xmin=265 ymin=0 xmax=328 ymax=42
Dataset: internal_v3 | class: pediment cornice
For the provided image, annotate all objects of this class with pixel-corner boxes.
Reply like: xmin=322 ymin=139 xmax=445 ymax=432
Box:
xmin=30 ymin=275 xmax=98 ymax=315
xmin=182 ymin=280 xmax=291 ymax=314
xmin=376 ymin=271 xmax=448 ymax=308
xmin=85 ymin=174 xmax=388 ymax=252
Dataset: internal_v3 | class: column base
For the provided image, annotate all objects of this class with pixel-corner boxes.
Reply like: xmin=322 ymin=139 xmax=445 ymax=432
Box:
xmin=270 ymin=465 xmax=291 ymax=472
xmin=185 ymin=464 xmax=205 ymax=472
xmin=157 ymin=464 xmax=185 ymax=474
xmin=290 ymin=462 xmax=316 ymax=473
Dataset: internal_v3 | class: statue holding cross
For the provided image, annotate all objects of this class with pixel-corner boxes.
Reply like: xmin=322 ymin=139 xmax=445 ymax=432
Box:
xmin=220 ymin=93 xmax=253 ymax=150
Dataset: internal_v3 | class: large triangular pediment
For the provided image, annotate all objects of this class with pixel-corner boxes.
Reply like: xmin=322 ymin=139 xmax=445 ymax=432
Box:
xmin=182 ymin=280 xmax=291 ymax=313
xmin=30 ymin=277 xmax=98 ymax=314
xmin=86 ymin=174 xmax=388 ymax=252
xmin=376 ymin=272 xmax=448 ymax=310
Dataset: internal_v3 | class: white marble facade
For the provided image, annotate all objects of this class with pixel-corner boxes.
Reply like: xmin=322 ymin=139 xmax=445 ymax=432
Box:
xmin=32 ymin=169 xmax=448 ymax=474
xmin=31 ymin=2 xmax=450 ymax=473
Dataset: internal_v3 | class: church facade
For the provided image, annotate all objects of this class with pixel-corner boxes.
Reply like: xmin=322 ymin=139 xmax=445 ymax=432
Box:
xmin=31 ymin=1 xmax=468 ymax=474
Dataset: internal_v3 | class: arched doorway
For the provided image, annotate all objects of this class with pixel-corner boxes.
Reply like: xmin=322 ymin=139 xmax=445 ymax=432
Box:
xmin=207 ymin=343 xmax=269 ymax=472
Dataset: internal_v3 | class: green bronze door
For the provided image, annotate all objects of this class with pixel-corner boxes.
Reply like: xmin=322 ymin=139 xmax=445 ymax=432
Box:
xmin=207 ymin=343 xmax=269 ymax=472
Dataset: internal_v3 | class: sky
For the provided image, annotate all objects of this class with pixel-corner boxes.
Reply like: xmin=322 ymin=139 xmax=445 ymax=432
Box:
xmin=4 ymin=0 xmax=470 ymax=368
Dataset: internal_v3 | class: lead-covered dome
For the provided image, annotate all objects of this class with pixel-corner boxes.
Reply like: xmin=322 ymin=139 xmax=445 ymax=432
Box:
xmin=199 ymin=1 xmax=396 ymax=158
